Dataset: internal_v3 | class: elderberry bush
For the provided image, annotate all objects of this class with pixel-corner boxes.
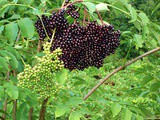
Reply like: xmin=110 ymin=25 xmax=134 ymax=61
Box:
xmin=35 ymin=1 xmax=121 ymax=70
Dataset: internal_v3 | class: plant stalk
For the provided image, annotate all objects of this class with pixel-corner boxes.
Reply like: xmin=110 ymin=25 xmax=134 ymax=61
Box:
xmin=12 ymin=100 xmax=17 ymax=120
xmin=39 ymin=98 xmax=49 ymax=120
xmin=28 ymin=108 xmax=34 ymax=120
xmin=2 ymin=71 xmax=10 ymax=119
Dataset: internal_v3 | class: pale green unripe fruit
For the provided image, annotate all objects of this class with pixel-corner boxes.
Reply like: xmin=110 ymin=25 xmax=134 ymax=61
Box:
xmin=17 ymin=42 xmax=64 ymax=100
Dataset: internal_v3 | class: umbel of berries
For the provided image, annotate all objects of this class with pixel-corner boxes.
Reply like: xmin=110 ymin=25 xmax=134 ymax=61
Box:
xmin=18 ymin=42 xmax=64 ymax=99
xmin=35 ymin=1 xmax=121 ymax=70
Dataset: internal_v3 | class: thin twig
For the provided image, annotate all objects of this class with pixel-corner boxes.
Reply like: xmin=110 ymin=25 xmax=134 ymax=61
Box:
xmin=12 ymin=100 xmax=17 ymax=120
xmin=39 ymin=98 xmax=49 ymax=120
xmin=83 ymin=47 xmax=160 ymax=100
xmin=16 ymin=31 xmax=21 ymax=42
xmin=37 ymin=40 xmax=42 ymax=53
xmin=96 ymin=9 xmax=104 ymax=25
xmin=2 ymin=100 xmax=7 ymax=119
xmin=2 ymin=71 xmax=10 ymax=119
xmin=50 ymin=28 xmax=56 ymax=44
xmin=38 ymin=16 xmax=50 ymax=39
xmin=83 ymin=7 xmax=87 ymax=26
xmin=0 ymin=116 xmax=5 ymax=120
xmin=61 ymin=0 xmax=83 ymax=9
xmin=12 ymin=71 xmax=17 ymax=120
xmin=61 ymin=0 xmax=66 ymax=9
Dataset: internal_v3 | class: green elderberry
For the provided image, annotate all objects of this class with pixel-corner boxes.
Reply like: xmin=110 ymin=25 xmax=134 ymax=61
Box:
xmin=18 ymin=42 xmax=64 ymax=100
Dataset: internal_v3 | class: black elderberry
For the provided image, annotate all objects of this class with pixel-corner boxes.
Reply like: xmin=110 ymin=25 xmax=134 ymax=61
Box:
xmin=35 ymin=7 xmax=121 ymax=70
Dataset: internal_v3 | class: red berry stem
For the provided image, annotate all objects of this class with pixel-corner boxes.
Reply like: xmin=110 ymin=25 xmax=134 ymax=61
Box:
xmin=61 ymin=0 xmax=83 ymax=10
xmin=83 ymin=6 xmax=87 ymax=25
xmin=96 ymin=9 xmax=104 ymax=25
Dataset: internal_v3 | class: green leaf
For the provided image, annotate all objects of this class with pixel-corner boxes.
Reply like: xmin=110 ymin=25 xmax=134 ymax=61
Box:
xmin=0 ymin=0 xmax=8 ymax=6
xmin=0 ymin=0 xmax=9 ymax=18
xmin=82 ymin=2 xmax=96 ymax=14
xmin=0 ymin=50 xmax=18 ymax=69
xmin=142 ymin=25 xmax=149 ymax=38
xmin=141 ymin=75 xmax=153 ymax=85
xmin=118 ymin=0 xmax=131 ymax=10
xmin=56 ymin=69 xmax=68 ymax=84
xmin=18 ymin=18 xmax=34 ymax=38
xmin=13 ymin=0 xmax=18 ymax=3
xmin=133 ymin=21 xmax=142 ymax=31
xmin=8 ymin=14 xmax=21 ymax=20
xmin=150 ymin=82 xmax=160 ymax=92
xmin=129 ymin=7 xmax=137 ymax=23
xmin=4 ymin=82 xmax=19 ymax=99
xmin=0 ymin=26 xmax=4 ymax=34
xmin=19 ymin=0 xmax=34 ymax=5
xmin=67 ymin=97 xmax=84 ymax=106
xmin=150 ymin=39 xmax=158 ymax=47
xmin=96 ymin=3 xmax=110 ymax=12
xmin=16 ymin=103 xmax=28 ymax=120
xmin=55 ymin=105 xmax=69 ymax=118
xmin=4 ymin=22 xmax=18 ymax=42
xmin=5 ymin=46 xmax=21 ymax=60
xmin=32 ymin=8 xmax=41 ymax=15
xmin=152 ymin=3 xmax=160 ymax=15
xmin=111 ymin=103 xmax=122 ymax=117
xmin=0 ymin=56 xmax=9 ymax=72
xmin=150 ymin=28 xmax=160 ymax=41
xmin=25 ymin=89 xmax=38 ymax=107
xmin=0 ymin=109 xmax=10 ymax=117
xmin=150 ymin=22 xmax=160 ymax=31
xmin=139 ymin=12 xmax=149 ymax=25
xmin=73 ymin=76 xmax=86 ymax=85
xmin=133 ymin=34 xmax=143 ymax=49
xmin=18 ymin=90 xmax=27 ymax=101
xmin=69 ymin=112 xmax=82 ymax=120
xmin=136 ymin=115 xmax=144 ymax=120
xmin=122 ymin=109 xmax=132 ymax=120
xmin=0 ymin=86 xmax=4 ymax=99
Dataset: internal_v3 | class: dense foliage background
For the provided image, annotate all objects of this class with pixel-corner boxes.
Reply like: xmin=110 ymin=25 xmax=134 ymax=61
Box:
xmin=0 ymin=0 xmax=160 ymax=120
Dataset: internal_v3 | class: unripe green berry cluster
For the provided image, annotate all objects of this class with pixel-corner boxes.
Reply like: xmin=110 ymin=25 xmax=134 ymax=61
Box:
xmin=18 ymin=42 xmax=64 ymax=99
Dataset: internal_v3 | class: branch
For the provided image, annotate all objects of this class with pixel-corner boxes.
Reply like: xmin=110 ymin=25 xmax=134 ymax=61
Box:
xmin=37 ymin=40 xmax=42 ymax=52
xmin=12 ymin=100 xmax=17 ymax=120
xmin=39 ymin=98 xmax=49 ymax=120
xmin=0 ymin=116 xmax=5 ymax=120
xmin=2 ymin=100 xmax=7 ymax=119
xmin=61 ymin=0 xmax=83 ymax=9
xmin=28 ymin=108 xmax=34 ymax=120
xmin=83 ymin=47 xmax=160 ymax=100
xmin=1 ymin=71 xmax=10 ymax=119
xmin=96 ymin=9 xmax=104 ymax=25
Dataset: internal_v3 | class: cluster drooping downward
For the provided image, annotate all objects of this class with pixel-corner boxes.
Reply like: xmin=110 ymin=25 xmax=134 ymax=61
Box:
xmin=18 ymin=42 xmax=63 ymax=99
xmin=35 ymin=1 xmax=121 ymax=70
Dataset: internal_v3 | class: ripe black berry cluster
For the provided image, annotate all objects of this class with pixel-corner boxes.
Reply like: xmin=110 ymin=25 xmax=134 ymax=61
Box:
xmin=64 ymin=0 xmax=80 ymax=19
xmin=35 ymin=4 xmax=121 ymax=70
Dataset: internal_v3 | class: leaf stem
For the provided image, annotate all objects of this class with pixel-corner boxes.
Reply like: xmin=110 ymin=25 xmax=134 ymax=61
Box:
xmin=12 ymin=100 xmax=17 ymax=120
xmin=50 ymin=28 xmax=56 ymax=44
xmin=0 ymin=3 xmax=35 ymax=12
xmin=20 ymin=56 xmax=26 ymax=66
xmin=61 ymin=0 xmax=83 ymax=9
xmin=1 ymin=71 xmax=10 ymax=119
xmin=38 ymin=16 xmax=50 ymax=40
xmin=96 ymin=9 xmax=104 ymax=25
